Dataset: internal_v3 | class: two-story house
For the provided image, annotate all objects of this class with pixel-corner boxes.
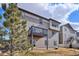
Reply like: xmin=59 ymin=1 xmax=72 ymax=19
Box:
xmin=59 ymin=23 xmax=76 ymax=48
xmin=17 ymin=4 xmax=61 ymax=49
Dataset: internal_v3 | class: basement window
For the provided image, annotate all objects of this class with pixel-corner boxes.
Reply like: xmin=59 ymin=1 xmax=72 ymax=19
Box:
xmin=54 ymin=41 xmax=57 ymax=46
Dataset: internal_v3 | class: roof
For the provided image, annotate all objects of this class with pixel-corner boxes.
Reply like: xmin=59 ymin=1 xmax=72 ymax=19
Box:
xmin=17 ymin=4 xmax=61 ymax=24
xmin=49 ymin=18 xmax=61 ymax=24
xmin=17 ymin=4 xmax=52 ymax=18
xmin=18 ymin=7 xmax=49 ymax=21
xmin=63 ymin=23 xmax=76 ymax=32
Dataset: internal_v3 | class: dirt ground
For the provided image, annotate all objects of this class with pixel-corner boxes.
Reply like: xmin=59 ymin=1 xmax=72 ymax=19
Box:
xmin=1 ymin=48 xmax=79 ymax=56
xmin=26 ymin=48 xmax=79 ymax=56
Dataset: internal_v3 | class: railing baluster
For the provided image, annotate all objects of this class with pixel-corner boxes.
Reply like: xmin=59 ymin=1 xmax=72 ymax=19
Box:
xmin=29 ymin=26 xmax=47 ymax=36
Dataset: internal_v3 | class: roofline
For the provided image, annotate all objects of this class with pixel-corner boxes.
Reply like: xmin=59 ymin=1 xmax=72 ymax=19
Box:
xmin=63 ymin=23 xmax=76 ymax=32
xmin=49 ymin=18 xmax=61 ymax=24
xmin=18 ymin=7 xmax=49 ymax=21
xmin=17 ymin=7 xmax=62 ymax=24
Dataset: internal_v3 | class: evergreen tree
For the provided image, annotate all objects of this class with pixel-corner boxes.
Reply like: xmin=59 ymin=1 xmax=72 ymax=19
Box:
xmin=3 ymin=3 xmax=31 ymax=55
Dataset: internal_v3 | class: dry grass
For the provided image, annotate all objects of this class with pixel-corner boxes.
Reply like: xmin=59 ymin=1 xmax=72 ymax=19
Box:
xmin=1 ymin=48 xmax=79 ymax=56
xmin=25 ymin=48 xmax=79 ymax=56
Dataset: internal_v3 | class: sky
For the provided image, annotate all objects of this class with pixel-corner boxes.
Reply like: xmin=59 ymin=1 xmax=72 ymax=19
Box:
xmin=68 ymin=10 xmax=79 ymax=22
xmin=0 ymin=5 xmax=10 ymax=40
xmin=0 ymin=3 xmax=79 ymax=31
xmin=0 ymin=7 xmax=5 ymax=27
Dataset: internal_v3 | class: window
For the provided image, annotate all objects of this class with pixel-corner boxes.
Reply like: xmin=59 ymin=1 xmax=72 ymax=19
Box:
xmin=43 ymin=30 xmax=47 ymax=35
xmin=52 ymin=31 xmax=55 ymax=36
xmin=32 ymin=40 xmax=36 ymax=46
xmin=54 ymin=41 xmax=57 ymax=46
xmin=52 ymin=24 xmax=57 ymax=27
xmin=52 ymin=22 xmax=58 ymax=27
xmin=77 ymin=40 xmax=79 ymax=43
xmin=39 ymin=18 xmax=43 ymax=24
xmin=45 ymin=40 xmax=47 ymax=46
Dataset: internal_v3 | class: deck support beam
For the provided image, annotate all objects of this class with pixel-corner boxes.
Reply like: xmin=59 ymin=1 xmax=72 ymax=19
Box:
xmin=46 ymin=29 xmax=48 ymax=50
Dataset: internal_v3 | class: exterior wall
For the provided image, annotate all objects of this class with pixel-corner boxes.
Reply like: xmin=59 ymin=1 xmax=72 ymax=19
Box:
xmin=59 ymin=25 xmax=76 ymax=48
xmin=71 ymin=40 xmax=79 ymax=48
xmin=35 ymin=37 xmax=47 ymax=48
xmin=48 ymin=30 xmax=59 ymax=48
xmin=49 ymin=20 xmax=60 ymax=31
xmin=62 ymin=26 xmax=71 ymax=47
xmin=77 ymin=37 xmax=79 ymax=40
xmin=21 ymin=11 xmax=49 ymax=30
xmin=72 ymin=32 xmax=79 ymax=48
xmin=21 ymin=10 xmax=49 ymax=48
xmin=48 ymin=20 xmax=60 ymax=48
xmin=20 ymin=10 xmax=60 ymax=48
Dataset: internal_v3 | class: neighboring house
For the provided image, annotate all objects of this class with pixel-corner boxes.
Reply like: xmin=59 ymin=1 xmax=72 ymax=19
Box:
xmin=77 ymin=32 xmax=79 ymax=40
xmin=59 ymin=23 xmax=77 ymax=48
xmin=71 ymin=32 xmax=79 ymax=48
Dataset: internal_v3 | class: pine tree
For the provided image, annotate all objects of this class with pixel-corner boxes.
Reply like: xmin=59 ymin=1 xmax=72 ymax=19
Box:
xmin=0 ymin=15 xmax=2 ymax=19
xmin=3 ymin=3 xmax=31 ymax=55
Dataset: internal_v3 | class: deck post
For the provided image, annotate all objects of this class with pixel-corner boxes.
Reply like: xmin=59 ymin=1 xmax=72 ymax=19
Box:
xmin=46 ymin=29 xmax=48 ymax=50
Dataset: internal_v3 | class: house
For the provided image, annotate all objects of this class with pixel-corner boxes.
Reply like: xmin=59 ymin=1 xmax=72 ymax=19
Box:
xmin=18 ymin=7 xmax=49 ymax=49
xmin=71 ymin=32 xmax=79 ymax=48
xmin=1 ymin=3 xmax=49 ymax=49
xmin=18 ymin=5 xmax=61 ymax=49
xmin=59 ymin=23 xmax=77 ymax=48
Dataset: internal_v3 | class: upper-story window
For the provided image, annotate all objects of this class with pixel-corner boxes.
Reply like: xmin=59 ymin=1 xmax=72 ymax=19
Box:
xmin=39 ymin=18 xmax=43 ymax=24
xmin=77 ymin=32 xmax=79 ymax=37
xmin=77 ymin=40 xmax=79 ymax=43
xmin=54 ymin=41 xmax=57 ymax=46
xmin=52 ymin=24 xmax=58 ymax=27
xmin=52 ymin=22 xmax=58 ymax=27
